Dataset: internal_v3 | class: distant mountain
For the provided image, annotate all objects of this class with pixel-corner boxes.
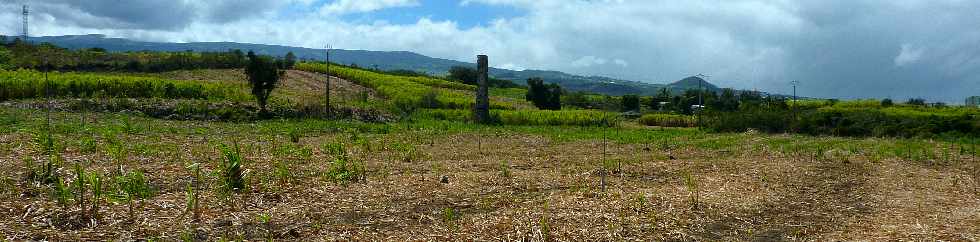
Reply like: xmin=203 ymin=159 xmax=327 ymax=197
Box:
xmin=31 ymin=34 xmax=726 ymax=96
xmin=666 ymin=76 xmax=720 ymax=94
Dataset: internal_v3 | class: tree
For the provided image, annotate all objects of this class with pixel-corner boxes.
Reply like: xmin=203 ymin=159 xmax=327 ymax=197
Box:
xmin=448 ymin=66 xmax=478 ymax=85
xmin=245 ymin=51 xmax=283 ymax=113
xmin=906 ymin=98 xmax=926 ymax=106
xmin=881 ymin=98 xmax=893 ymax=107
xmin=526 ymin=77 xmax=562 ymax=110
xmin=283 ymin=51 xmax=297 ymax=69
xmin=622 ymin=95 xmax=640 ymax=112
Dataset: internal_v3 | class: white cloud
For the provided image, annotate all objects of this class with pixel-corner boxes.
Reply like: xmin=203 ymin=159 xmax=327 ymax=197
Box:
xmin=4 ymin=0 xmax=980 ymax=103
xmin=571 ymin=56 xmax=607 ymax=67
xmin=894 ymin=44 xmax=923 ymax=67
xmin=613 ymin=59 xmax=628 ymax=67
xmin=319 ymin=0 xmax=419 ymax=15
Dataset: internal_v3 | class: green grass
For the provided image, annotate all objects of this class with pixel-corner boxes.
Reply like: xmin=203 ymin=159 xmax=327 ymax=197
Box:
xmin=410 ymin=108 xmax=620 ymax=127
xmin=295 ymin=62 xmax=516 ymax=110
xmin=0 ymin=69 xmax=248 ymax=102
xmin=638 ymin=114 xmax=695 ymax=127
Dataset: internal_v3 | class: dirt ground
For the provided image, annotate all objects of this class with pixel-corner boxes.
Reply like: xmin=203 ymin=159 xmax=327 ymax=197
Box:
xmin=0 ymin=114 xmax=977 ymax=241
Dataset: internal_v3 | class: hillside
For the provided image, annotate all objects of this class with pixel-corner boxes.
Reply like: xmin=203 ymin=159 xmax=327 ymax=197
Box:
xmin=30 ymin=34 xmax=679 ymax=95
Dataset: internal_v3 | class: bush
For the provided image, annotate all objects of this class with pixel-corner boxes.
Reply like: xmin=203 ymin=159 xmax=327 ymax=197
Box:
xmin=703 ymin=107 xmax=979 ymax=138
xmin=622 ymin=95 xmax=640 ymax=112
xmin=638 ymin=114 xmax=695 ymax=127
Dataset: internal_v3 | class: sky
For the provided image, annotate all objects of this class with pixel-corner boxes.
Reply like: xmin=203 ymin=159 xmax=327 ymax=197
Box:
xmin=2 ymin=0 xmax=979 ymax=103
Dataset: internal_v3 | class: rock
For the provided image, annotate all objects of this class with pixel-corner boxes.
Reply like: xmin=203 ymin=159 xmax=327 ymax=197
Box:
xmin=440 ymin=175 xmax=449 ymax=184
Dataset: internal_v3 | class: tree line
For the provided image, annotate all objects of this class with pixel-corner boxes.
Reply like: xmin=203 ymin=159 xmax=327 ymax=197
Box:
xmin=0 ymin=40 xmax=297 ymax=72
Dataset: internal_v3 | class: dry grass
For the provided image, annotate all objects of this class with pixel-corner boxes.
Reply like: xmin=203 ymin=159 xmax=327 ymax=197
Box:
xmin=0 ymin=111 xmax=977 ymax=241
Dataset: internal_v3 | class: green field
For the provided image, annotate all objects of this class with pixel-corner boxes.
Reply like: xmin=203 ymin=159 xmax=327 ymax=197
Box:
xmin=1 ymin=48 xmax=979 ymax=240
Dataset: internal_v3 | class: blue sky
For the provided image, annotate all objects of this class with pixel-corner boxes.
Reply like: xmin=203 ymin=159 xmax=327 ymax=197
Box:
xmin=317 ymin=0 xmax=524 ymax=28
xmin=4 ymin=0 xmax=980 ymax=103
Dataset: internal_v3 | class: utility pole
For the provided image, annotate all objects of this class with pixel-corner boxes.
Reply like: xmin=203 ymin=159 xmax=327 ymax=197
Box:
xmin=695 ymin=74 xmax=710 ymax=129
xmin=22 ymin=5 xmax=29 ymax=42
xmin=791 ymin=80 xmax=800 ymax=120
xmin=325 ymin=45 xmax=331 ymax=117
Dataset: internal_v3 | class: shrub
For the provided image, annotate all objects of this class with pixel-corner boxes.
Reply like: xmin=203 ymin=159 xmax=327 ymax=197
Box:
xmin=622 ymin=95 xmax=640 ymax=112
xmin=638 ymin=114 xmax=695 ymax=127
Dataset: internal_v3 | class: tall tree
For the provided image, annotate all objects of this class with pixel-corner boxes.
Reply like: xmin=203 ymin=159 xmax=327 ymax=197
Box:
xmin=245 ymin=51 xmax=283 ymax=113
xmin=283 ymin=51 xmax=297 ymax=69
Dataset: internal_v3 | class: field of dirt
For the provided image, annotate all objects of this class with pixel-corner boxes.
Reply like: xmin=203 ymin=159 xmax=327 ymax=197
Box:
xmin=0 ymin=110 xmax=977 ymax=241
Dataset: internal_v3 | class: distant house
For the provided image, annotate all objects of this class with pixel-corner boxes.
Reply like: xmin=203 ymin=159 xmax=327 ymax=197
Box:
xmin=968 ymin=96 xmax=980 ymax=107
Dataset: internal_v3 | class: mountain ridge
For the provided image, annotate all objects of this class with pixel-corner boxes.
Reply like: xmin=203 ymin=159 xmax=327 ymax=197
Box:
xmin=30 ymin=34 xmax=740 ymax=96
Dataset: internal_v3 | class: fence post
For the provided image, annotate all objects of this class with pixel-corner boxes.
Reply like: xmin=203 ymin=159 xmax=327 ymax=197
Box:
xmin=474 ymin=55 xmax=490 ymax=123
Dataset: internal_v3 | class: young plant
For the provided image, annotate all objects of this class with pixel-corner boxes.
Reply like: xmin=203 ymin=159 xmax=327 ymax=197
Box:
xmin=257 ymin=213 xmax=273 ymax=240
xmin=326 ymin=152 xmax=364 ymax=183
xmin=72 ymin=164 xmax=88 ymax=217
xmin=273 ymin=161 xmax=292 ymax=186
xmin=88 ymin=172 xmax=104 ymax=219
xmin=116 ymin=170 xmax=154 ymax=221
xmin=53 ymin=177 xmax=72 ymax=210
xmin=499 ymin=160 xmax=512 ymax=179
xmin=24 ymin=156 xmax=56 ymax=185
xmin=218 ymin=143 xmax=247 ymax=193
xmin=78 ymin=136 xmax=97 ymax=154
xmin=287 ymin=128 xmax=301 ymax=143
xmin=185 ymin=163 xmax=201 ymax=222
xmin=682 ymin=171 xmax=699 ymax=208
xmin=442 ymin=207 xmax=460 ymax=231
xmin=33 ymin=131 xmax=57 ymax=155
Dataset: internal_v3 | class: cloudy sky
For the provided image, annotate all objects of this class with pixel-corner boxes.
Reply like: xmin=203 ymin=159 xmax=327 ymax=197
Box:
xmin=2 ymin=0 xmax=979 ymax=103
